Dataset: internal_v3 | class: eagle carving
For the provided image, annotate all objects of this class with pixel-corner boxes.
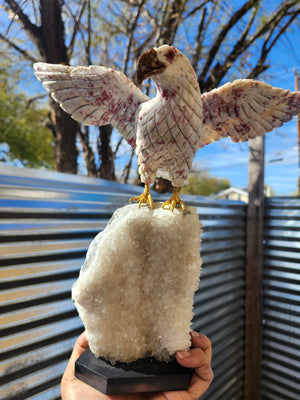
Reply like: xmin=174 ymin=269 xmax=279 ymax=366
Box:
xmin=34 ymin=45 xmax=300 ymax=210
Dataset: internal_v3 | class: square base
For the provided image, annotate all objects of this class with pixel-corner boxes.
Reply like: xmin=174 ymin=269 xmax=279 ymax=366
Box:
xmin=75 ymin=348 xmax=192 ymax=395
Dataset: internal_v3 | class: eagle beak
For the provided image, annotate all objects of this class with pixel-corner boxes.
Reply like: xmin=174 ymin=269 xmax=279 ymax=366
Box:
xmin=137 ymin=48 xmax=166 ymax=84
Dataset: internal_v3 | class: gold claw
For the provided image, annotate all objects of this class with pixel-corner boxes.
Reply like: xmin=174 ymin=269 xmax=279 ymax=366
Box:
xmin=129 ymin=184 xmax=153 ymax=209
xmin=162 ymin=187 xmax=185 ymax=212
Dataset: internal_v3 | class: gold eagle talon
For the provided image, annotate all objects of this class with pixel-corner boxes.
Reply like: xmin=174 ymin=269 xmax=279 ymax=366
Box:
xmin=162 ymin=187 xmax=185 ymax=212
xmin=129 ymin=184 xmax=153 ymax=209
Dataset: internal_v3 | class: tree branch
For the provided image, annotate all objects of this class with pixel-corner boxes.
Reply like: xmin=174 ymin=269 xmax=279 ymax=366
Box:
xmin=205 ymin=4 xmax=259 ymax=88
xmin=191 ymin=7 xmax=207 ymax=71
xmin=182 ymin=0 xmax=211 ymax=22
xmin=0 ymin=32 xmax=37 ymax=62
xmin=114 ymin=136 xmax=124 ymax=157
xmin=198 ymin=0 xmax=300 ymax=91
xmin=65 ymin=0 xmax=88 ymax=59
xmin=123 ymin=0 xmax=146 ymax=75
xmin=154 ymin=0 xmax=171 ymax=46
xmin=246 ymin=0 xmax=300 ymax=48
xmin=121 ymin=147 xmax=135 ymax=184
xmin=247 ymin=11 xmax=300 ymax=80
xmin=158 ymin=0 xmax=187 ymax=45
xmin=86 ymin=0 xmax=92 ymax=65
xmin=4 ymin=0 xmax=44 ymax=55
xmin=198 ymin=0 xmax=260 ymax=85
xmin=26 ymin=94 xmax=46 ymax=108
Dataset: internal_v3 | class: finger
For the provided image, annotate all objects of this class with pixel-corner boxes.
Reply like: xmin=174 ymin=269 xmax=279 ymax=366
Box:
xmin=71 ymin=331 xmax=89 ymax=360
xmin=176 ymin=347 xmax=213 ymax=382
xmin=176 ymin=347 xmax=207 ymax=369
xmin=63 ymin=331 xmax=87 ymax=379
xmin=188 ymin=367 xmax=214 ymax=400
xmin=190 ymin=331 xmax=212 ymax=362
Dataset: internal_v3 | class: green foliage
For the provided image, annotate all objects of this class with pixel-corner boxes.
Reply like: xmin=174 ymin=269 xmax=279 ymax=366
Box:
xmin=0 ymin=71 xmax=55 ymax=169
xmin=181 ymin=171 xmax=231 ymax=196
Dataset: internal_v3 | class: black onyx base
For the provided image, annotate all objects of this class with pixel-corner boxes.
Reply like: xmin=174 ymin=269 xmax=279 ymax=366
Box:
xmin=75 ymin=348 xmax=192 ymax=395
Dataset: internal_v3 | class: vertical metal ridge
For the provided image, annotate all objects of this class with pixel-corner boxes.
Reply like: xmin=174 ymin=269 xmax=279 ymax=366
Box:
xmin=262 ymin=197 xmax=300 ymax=400
xmin=0 ymin=166 xmax=246 ymax=399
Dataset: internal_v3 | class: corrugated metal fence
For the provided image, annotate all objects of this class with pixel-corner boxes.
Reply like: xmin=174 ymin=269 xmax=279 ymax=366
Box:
xmin=0 ymin=166 xmax=246 ymax=400
xmin=0 ymin=167 xmax=137 ymax=400
xmin=4 ymin=168 xmax=299 ymax=399
xmin=262 ymin=197 xmax=300 ymax=400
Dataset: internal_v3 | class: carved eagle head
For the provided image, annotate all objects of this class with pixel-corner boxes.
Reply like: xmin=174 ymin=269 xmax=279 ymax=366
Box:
xmin=137 ymin=45 xmax=197 ymax=89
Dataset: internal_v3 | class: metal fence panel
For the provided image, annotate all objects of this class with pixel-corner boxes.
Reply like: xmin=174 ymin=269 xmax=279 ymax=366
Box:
xmin=262 ymin=197 xmax=300 ymax=400
xmin=194 ymin=202 xmax=246 ymax=400
xmin=0 ymin=166 xmax=246 ymax=400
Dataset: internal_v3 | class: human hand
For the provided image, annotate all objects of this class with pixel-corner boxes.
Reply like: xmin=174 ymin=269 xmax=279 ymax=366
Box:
xmin=61 ymin=330 xmax=213 ymax=400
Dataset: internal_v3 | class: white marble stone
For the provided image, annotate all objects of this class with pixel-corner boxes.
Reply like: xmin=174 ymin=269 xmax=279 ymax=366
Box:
xmin=72 ymin=203 xmax=203 ymax=363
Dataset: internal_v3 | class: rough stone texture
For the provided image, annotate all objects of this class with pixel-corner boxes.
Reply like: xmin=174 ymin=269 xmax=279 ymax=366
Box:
xmin=72 ymin=203 xmax=202 ymax=363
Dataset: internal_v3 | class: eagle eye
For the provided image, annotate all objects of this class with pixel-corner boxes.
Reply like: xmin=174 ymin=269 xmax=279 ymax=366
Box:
xmin=166 ymin=49 xmax=175 ymax=61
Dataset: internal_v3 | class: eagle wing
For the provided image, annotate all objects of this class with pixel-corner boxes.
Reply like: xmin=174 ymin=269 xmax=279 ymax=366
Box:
xmin=34 ymin=63 xmax=149 ymax=147
xmin=201 ymin=79 xmax=300 ymax=144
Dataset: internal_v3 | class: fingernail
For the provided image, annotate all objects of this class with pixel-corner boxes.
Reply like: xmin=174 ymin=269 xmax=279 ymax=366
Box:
xmin=177 ymin=350 xmax=191 ymax=358
xmin=191 ymin=331 xmax=201 ymax=337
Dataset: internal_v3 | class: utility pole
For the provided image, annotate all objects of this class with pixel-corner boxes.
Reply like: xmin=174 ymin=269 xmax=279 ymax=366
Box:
xmin=245 ymin=136 xmax=264 ymax=400
xmin=295 ymin=72 xmax=300 ymax=196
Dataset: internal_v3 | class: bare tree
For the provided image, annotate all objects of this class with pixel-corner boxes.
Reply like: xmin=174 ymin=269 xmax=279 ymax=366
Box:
xmin=1 ymin=0 xmax=81 ymax=173
xmin=1 ymin=0 xmax=299 ymax=182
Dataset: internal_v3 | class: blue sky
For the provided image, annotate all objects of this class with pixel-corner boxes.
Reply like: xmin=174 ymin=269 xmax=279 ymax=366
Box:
xmin=191 ymin=25 xmax=300 ymax=196
xmin=1 ymin=2 xmax=299 ymax=195
xmin=88 ymin=34 xmax=300 ymax=195
xmin=190 ymin=1 xmax=299 ymax=195
xmin=112 ymin=12 xmax=300 ymax=196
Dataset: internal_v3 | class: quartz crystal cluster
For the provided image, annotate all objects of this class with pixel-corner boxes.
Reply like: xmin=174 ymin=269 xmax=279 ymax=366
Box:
xmin=72 ymin=203 xmax=203 ymax=363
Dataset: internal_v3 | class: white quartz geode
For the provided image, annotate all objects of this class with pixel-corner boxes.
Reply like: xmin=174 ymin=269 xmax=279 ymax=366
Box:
xmin=72 ymin=203 xmax=203 ymax=363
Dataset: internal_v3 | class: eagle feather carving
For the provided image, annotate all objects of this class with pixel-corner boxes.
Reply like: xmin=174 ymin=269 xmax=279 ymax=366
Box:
xmin=34 ymin=45 xmax=300 ymax=210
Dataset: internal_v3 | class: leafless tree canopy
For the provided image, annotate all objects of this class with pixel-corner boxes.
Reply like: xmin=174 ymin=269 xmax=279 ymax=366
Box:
xmin=1 ymin=0 xmax=299 ymax=181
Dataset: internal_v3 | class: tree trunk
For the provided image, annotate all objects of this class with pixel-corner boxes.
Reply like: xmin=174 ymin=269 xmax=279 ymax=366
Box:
xmin=78 ymin=126 xmax=97 ymax=177
xmin=98 ymin=125 xmax=116 ymax=181
xmin=153 ymin=178 xmax=172 ymax=193
xmin=40 ymin=0 xmax=78 ymax=174
xmin=50 ymin=100 xmax=78 ymax=174
xmin=245 ymin=136 xmax=265 ymax=400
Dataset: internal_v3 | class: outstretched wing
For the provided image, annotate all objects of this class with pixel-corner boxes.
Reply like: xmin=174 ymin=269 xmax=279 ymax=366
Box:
xmin=201 ymin=79 xmax=300 ymax=144
xmin=34 ymin=63 xmax=149 ymax=147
